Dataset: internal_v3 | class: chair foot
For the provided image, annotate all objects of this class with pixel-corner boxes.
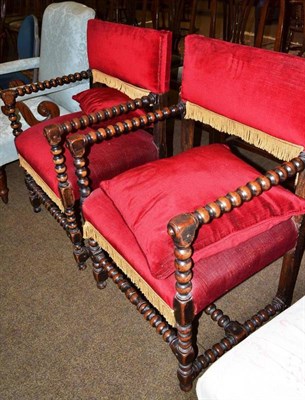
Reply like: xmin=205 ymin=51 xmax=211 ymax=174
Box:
xmin=0 ymin=165 xmax=9 ymax=204
xmin=73 ymin=245 xmax=89 ymax=271
xmin=87 ymin=238 xmax=109 ymax=288
xmin=96 ymin=279 xmax=107 ymax=290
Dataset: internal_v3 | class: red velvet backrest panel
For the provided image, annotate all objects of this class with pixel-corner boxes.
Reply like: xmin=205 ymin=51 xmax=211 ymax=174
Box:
xmin=181 ymin=35 xmax=305 ymax=148
xmin=87 ymin=20 xmax=172 ymax=94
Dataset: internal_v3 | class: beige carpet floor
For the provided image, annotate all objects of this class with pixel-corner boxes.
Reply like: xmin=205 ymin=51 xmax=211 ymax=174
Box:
xmin=1 ymin=139 xmax=304 ymax=400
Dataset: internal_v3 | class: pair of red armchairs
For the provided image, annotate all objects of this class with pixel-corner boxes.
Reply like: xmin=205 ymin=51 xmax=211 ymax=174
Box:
xmin=10 ymin=20 xmax=305 ymax=392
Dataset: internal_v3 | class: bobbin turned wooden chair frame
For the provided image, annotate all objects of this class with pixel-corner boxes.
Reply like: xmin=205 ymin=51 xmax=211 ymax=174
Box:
xmin=13 ymin=21 xmax=172 ymax=270
xmin=78 ymin=35 xmax=305 ymax=391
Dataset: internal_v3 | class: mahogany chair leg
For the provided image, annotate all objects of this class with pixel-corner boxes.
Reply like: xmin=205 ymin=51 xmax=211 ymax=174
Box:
xmin=88 ymin=238 xmax=108 ymax=289
xmin=276 ymin=217 xmax=305 ymax=305
xmin=0 ymin=165 xmax=9 ymax=203
xmin=24 ymin=172 xmax=42 ymax=213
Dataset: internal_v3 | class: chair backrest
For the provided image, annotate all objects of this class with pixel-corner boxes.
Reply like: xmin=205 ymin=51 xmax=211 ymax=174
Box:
xmin=17 ymin=14 xmax=40 ymax=59
xmin=87 ymin=19 xmax=172 ymax=99
xmin=17 ymin=14 xmax=40 ymax=82
xmin=181 ymin=34 xmax=305 ymax=161
xmin=38 ymin=1 xmax=96 ymax=111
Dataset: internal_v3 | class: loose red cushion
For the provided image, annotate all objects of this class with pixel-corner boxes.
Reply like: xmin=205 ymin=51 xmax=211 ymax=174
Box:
xmin=181 ymin=35 xmax=305 ymax=149
xmin=83 ymin=188 xmax=297 ymax=315
xmin=87 ymin=20 xmax=172 ymax=94
xmin=15 ymin=112 xmax=158 ymax=200
xmin=72 ymin=86 xmax=146 ymax=116
xmin=100 ymin=144 xmax=305 ymax=279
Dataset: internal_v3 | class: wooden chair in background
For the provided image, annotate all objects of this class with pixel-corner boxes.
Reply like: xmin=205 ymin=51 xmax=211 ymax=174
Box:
xmin=0 ymin=0 xmax=54 ymax=62
xmin=209 ymin=0 xmax=255 ymax=43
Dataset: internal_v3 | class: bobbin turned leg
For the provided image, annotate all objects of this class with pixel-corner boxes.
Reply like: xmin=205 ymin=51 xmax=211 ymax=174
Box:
xmin=25 ymin=173 xmax=42 ymax=212
xmin=276 ymin=218 xmax=305 ymax=306
xmin=276 ymin=167 xmax=305 ymax=306
xmin=68 ymin=226 xmax=89 ymax=271
xmin=168 ymin=214 xmax=199 ymax=392
xmin=88 ymin=238 xmax=108 ymax=289
xmin=176 ymin=320 xmax=195 ymax=392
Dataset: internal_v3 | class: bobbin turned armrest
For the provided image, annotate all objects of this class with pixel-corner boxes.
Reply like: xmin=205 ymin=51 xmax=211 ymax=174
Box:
xmin=168 ymin=157 xmax=305 ymax=277
xmin=0 ymin=70 xmax=92 ymax=134
xmin=65 ymin=103 xmax=184 ymax=205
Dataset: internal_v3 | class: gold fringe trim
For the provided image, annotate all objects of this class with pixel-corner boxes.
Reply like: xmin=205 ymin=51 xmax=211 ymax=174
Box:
xmin=19 ymin=155 xmax=64 ymax=211
xmin=185 ymin=101 xmax=304 ymax=161
xmin=92 ymin=69 xmax=150 ymax=100
xmin=83 ymin=221 xmax=176 ymax=327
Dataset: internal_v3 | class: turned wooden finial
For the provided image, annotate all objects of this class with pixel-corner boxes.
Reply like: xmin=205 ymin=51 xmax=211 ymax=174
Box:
xmin=43 ymin=124 xmax=65 ymax=145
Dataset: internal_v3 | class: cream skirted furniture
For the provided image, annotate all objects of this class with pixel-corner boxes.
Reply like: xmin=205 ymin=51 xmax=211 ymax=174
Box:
xmin=0 ymin=1 xmax=95 ymax=203
xmin=196 ymin=296 xmax=305 ymax=400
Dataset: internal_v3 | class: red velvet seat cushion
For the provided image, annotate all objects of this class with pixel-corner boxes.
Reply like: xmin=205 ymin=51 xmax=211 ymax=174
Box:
xmin=87 ymin=20 xmax=172 ymax=94
xmin=99 ymin=144 xmax=305 ymax=279
xmin=83 ymin=187 xmax=298 ymax=315
xmin=72 ymin=86 xmax=147 ymax=115
xmin=181 ymin=35 xmax=305 ymax=148
xmin=15 ymin=110 xmax=158 ymax=200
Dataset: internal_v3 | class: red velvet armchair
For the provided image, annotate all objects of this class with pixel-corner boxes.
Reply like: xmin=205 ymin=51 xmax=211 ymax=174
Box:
xmin=80 ymin=36 xmax=305 ymax=391
xmin=13 ymin=20 xmax=172 ymax=269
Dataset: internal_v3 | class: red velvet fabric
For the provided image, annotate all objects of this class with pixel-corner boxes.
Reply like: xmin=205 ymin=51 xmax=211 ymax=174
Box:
xmin=72 ymin=87 xmax=147 ymax=115
xmin=100 ymin=144 xmax=305 ymax=279
xmin=87 ymin=20 xmax=172 ymax=94
xmin=83 ymin=188 xmax=297 ymax=315
xmin=181 ymin=35 xmax=305 ymax=148
xmin=15 ymin=112 xmax=158 ymax=199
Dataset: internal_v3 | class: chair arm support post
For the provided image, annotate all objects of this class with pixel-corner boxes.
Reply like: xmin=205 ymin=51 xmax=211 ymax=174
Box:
xmin=1 ymin=89 xmax=22 ymax=136
xmin=168 ymin=214 xmax=197 ymax=392
xmin=43 ymin=124 xmax=74 ymax=209
xmin=66 ymin=133 xmax=91 ymax=204
xmin=44 ymin=124 xmax=88 ymax=269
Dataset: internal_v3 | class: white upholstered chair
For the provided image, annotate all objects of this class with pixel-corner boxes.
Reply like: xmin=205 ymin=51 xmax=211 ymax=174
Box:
xmin=196 ymin=296 xmax=305 ymax=400
xmin=0 ymin=1 xmax=95 ymax=203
